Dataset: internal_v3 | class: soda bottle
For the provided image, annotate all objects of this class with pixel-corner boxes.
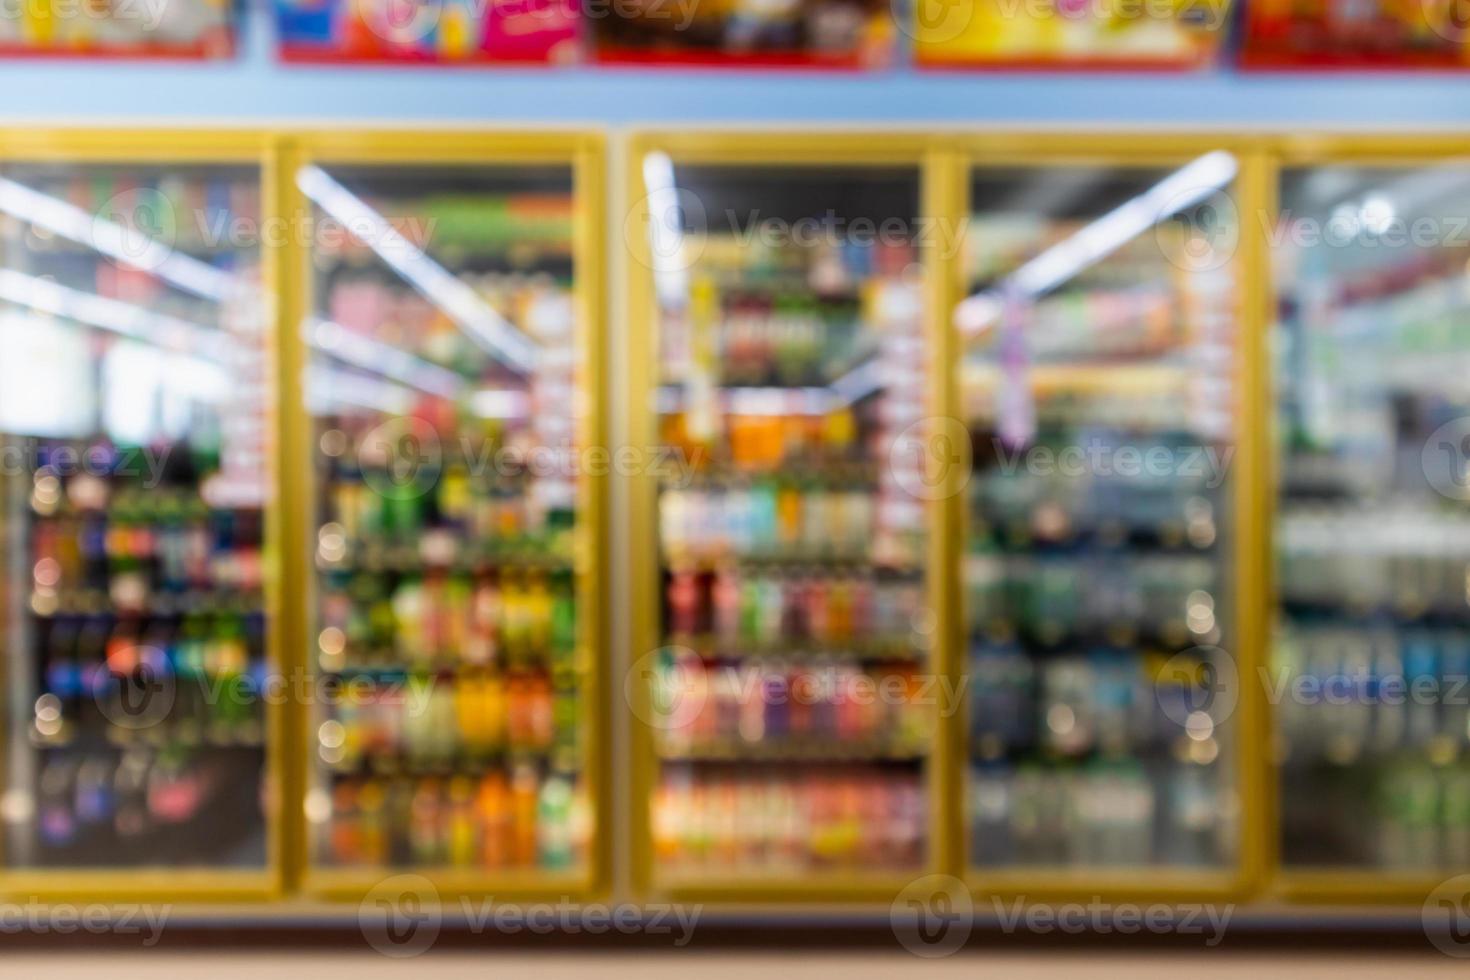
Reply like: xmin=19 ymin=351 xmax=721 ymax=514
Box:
xmin=409 ymin=778 xmax=445 ymax=865
xmin=447 ymin=776 xmax=478 ymax=867
xmin=538 ymin=775 xmax=573 ymax=869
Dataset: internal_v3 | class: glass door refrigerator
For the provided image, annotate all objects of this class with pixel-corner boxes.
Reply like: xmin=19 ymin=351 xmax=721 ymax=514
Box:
xmin=0 ymin=133 xmax=279 ymax=898
xmin=627 ymin=135 xmax=941 ymax=900
xmin=289 ymin=134 xmax=604 ymax=899
xmin=1271 ymin=144 xmax=1470 ymax=901
xmin=955 ymin=141 xmax=1255 ymax=897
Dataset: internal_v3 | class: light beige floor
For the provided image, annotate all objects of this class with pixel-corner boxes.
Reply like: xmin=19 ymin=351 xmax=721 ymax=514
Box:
xmin=4 ymin=953 xmax=1462 ymax=977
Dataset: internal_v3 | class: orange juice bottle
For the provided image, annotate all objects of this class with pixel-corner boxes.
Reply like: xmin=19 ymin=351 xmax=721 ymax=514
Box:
xmin=476 ymin=772 xmax=510 ymax=869
xmin=776 ymin=480 xmax=801 ymax=550
xmin=510 ymin=765 xmax=539 ymax=866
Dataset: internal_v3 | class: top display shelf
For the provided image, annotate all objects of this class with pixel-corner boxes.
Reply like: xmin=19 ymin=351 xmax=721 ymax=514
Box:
xmin=7 ymin=0 xmax=1470 ymax=74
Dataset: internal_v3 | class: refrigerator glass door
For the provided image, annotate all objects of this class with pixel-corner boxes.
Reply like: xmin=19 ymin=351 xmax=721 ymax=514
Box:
xmin=1275 ymin=163 xmax=1470 ymax=871
xmin=641 ymin=160 xmax=934 ymax=884
xmin=298 ymin=162 xmax=592 ymax=878
xmin=0 ymin=161 xmax=271 ymax=870
xmin=961 ymin=158 xmax=1241 ymax=872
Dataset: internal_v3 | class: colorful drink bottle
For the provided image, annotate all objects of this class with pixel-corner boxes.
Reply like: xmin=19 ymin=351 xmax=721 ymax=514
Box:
xmin=476 ymin=772 xmax=510 ymax=868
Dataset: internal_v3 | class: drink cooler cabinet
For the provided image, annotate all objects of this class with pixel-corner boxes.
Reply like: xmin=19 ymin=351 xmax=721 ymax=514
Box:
xmin=0 ymin=129 xmax=1462 ymax=919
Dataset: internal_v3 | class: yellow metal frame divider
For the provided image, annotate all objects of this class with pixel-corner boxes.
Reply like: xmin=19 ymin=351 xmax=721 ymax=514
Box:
xmin=268 ymin=133 xmax=310 ymax=900
xmin=925 ymin=139 xmax=968 ymax=884
xmin=285 ymin=131 xmax=608 ymax=903
xmin=1238 ymin=145 xmax=1276 ymax=902
xmin=0 ymin=128 xmax=284 ymax=903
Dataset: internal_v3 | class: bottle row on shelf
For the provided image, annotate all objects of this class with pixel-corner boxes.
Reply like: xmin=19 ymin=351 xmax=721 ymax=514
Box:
xmin=1277 ymin=505 xmax=1470 ymax=618
xmin=664 ymin=567 xmax=925 ymax=652
xmin=30 ymin=476 xmax=263 ymax=611
xmin=964 ymin=226 xmax=1173 ymax=294
xmin=652 ymin=767 xmax=925 ymax=875
xmin=324 ymin=270 xmax=575 ymax=377
xmin=1275 ymin=626 xmax=1470 ymax=764
xmin=33 ymin=746 xmax=263 ymax=864
xmin=968 ymin=759 xmax=1229 ymax=869
xmin=317 ymin=413 xmax=577 ymax=546
xmin=650 ymin=659 xmax=935 ymax=760
xmin=318 ymin=569 xmax=577 ymax=671
xmin=317 ymin=669 xmax=577 ymax=772
xmin=324 ymin=190 xmax=573 ymax=260
xmin=1001 ymin=285 xmax=1185 ymax=362
xmin=320 ymin=483 xmax=575 ymax=560
xmin=660 ymin=476 xmax=880 ymax=564
xmin=1285 ymin=759 xmax=1470 ymax=871
xmin=686 ymin=238 xmax=913 ymax=294
xmin=713 ymin=308 xmax=873 ymax=390
xmin=659 ymin=407 xmax=866 ymax=474
xmin=965 ymin=553 xmax=1219 ymax=648
xmin=967 ymin=646 xmax=1220 ymax=762
xmin=34 ymin=612 xmax=265 ymax=748
xmin=10 ymin=174 xmax=257 ymax=259
xmin=970 ymin=461 xmax=1222 ymax=552
xmin=966 ymin=388 xmax=1220 ymax=438
xmin=322 ymin=770 xmax=585 ymax=871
